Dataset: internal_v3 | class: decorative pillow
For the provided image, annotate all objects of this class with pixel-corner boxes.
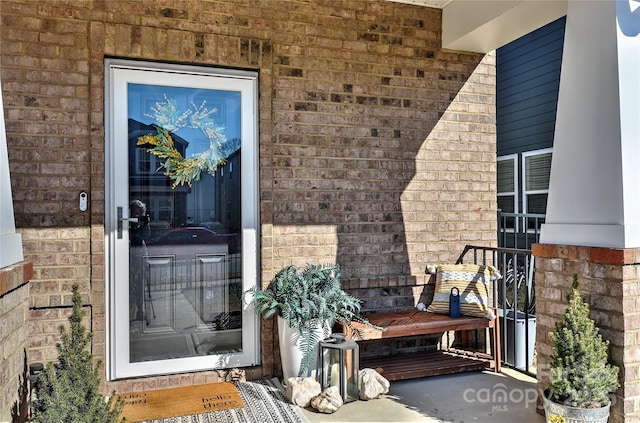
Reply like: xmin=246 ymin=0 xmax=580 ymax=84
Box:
xmin=426 ymin=263 xmax=500 ymax=319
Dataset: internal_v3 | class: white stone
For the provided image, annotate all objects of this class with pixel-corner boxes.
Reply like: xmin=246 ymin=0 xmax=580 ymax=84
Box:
xmin=359 ymin=368 xmax=389 ymax=400
xmin=285 ymin=376 xmax=321 ymax=408
xmin=224 ymin=368 xmax=246 ymax=383
xmin=310 ymin=386 xmax=343 ymax=414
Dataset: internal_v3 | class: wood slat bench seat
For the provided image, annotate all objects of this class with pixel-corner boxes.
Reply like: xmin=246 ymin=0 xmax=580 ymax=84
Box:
xmin=344 ymin=310 xmax=501 ymax=381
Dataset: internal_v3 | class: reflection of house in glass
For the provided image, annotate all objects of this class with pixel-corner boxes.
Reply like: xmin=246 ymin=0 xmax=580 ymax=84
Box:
xmin=127 ymin=118 xmax=241 ymax=240
xmin=198 ymin=145 xmax=242 ymax=244
xmin=129 ymin=119 xmax=186 ymax=231
xmin=127 ymin=119 xmax=243 ymax=356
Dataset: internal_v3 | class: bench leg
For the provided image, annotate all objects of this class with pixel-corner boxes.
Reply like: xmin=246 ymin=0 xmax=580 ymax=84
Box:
xmin=460 ymin=330 xmax=469 ymax=347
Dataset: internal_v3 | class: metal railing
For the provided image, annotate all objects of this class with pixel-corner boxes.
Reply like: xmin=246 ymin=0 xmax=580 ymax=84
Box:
xmin=497 ymin=210 xmax=545 ymax=250
xmin=456 ymin=245 xmax=536 ymax=376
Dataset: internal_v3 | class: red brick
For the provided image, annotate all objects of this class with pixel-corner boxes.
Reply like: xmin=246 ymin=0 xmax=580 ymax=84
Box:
xmin=532 ymin=243 xmax=556 ymax=258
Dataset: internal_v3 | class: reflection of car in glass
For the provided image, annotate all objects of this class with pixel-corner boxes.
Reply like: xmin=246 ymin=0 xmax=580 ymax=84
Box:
xmin=144 ymin=227 xmax=239 ymax=289
xmin=148 ymin=221 xmax=171 ymax=240
xmin=147 ymin=227 xmax=238 ymax=254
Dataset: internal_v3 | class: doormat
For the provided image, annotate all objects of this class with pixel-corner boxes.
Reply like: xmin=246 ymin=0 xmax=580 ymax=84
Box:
xmin=141 ymin=378 xmax=308 ymax=423
xmin=119 ymin=382 xmax=243 ymax=422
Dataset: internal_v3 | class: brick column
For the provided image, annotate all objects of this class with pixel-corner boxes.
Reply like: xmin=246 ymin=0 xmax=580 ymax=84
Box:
xmin=533 ymin=243 xmax=640 ymax=423
xmin=0 ymin=260 xmax=33 ymax=422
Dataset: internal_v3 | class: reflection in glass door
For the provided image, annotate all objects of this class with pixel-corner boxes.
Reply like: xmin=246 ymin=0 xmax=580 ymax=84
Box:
xmin=106 ymin=60 xmax=259 ymax=379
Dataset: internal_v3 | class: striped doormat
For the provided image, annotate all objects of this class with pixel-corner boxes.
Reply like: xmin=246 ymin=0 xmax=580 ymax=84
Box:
xmin=138 ymin=378 xmax=308 ymax=423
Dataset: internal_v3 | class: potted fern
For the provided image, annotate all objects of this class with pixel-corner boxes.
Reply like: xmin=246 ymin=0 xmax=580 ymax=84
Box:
xmin=542 ymin=274 xmax=619 ymax=423
xmin=246 ymin=263 xmax=372 ymax=385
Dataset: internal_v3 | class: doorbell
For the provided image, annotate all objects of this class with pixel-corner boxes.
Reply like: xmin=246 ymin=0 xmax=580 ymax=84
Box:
xmin=79 ymin=192 xmax=88 ymax=212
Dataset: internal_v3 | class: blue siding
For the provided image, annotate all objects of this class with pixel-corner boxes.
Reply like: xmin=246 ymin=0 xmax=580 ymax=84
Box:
xmin=497 ymin=17 xmax=566 ymax=156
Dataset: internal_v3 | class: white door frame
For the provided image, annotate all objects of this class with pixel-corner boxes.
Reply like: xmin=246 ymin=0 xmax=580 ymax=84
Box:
xmin=104 ymin=58 xmax=260 ymax=380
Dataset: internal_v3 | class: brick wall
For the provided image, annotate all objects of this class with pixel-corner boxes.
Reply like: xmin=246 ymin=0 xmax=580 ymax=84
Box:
xmin=0 ymin=261 xmax=32 ymax=422
xmin=533 ymin=244 xmax=640 ymax=423
xmin=1 ymin=0 xmax=496 ymax=391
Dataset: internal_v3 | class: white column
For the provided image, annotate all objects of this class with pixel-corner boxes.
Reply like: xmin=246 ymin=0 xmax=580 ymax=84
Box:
xmin=540 ymin=0 xmax=640 ymax=248
xmin=0 ymin=78 xmax=24 ymax=268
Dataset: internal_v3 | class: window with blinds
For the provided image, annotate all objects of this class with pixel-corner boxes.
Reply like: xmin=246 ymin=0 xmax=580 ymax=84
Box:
xmin=498 ymin=155 xmax=518 ymax=214
xmin=523 ymin=149 xmax=552 ymax=215
xmin=498 ymin=149 xmax=551 ymax=233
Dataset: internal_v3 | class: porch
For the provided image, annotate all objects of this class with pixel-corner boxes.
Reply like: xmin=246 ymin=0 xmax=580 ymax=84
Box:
xmin=302 ymin=368 xmax=543 ymax=422
xmin=299 ymin=243 xmax=541 ymax=422
xmin=1 ymin=0 xmax=638 ymax=421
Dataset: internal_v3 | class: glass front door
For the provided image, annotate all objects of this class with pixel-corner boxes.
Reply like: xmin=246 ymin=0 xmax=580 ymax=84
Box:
xmin=105 ymin=60 xmax=259 ymax=379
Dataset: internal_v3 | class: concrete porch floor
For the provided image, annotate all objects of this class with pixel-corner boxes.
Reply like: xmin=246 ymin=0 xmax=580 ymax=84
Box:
xmin=300 ymin=368 xmax=544 ymax=423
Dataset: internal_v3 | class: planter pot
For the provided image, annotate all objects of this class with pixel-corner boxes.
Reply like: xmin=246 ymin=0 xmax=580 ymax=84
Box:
xmin=277 ymin=316 xmax=331 ymax=386
xmin=500 ymin=309 xmax=536 ymax=371
xmin=542 ymin=391 xmax=611 ymax=423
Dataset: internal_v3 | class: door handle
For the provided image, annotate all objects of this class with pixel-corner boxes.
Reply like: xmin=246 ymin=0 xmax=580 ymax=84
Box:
xmin=117 ymin=206 xmax=138 ymax=239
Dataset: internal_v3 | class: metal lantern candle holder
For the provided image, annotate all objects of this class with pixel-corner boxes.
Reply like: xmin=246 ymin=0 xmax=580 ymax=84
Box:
xmin=318 ymin=334 xmax=359 ymax=403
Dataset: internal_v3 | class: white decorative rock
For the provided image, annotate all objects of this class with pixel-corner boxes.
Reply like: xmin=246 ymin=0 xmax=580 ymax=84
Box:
xmin=285 ymin=376 xmax=322 ymax=407
xmin=310 ymin=386 xmax=343 ymax=414
xmin=225 ymin=368 xmax=246 ymax=383
xmin=359 ymin=368 xmax=390 ymax=400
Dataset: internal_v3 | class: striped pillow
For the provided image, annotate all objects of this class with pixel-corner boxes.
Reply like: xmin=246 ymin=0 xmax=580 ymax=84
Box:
xmin=426 ymin=263 xmax=497 ymax=319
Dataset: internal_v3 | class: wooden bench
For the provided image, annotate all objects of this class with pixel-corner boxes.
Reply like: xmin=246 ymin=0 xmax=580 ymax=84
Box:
xmin=343 ymin=309 xmax=501 ymax=381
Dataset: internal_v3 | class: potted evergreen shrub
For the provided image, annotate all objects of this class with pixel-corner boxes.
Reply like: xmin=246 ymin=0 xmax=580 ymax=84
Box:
xmin=542 ymin=274 xmax=619 ymax=423
xmin=246 ymin=263 xmax=374 ymax=384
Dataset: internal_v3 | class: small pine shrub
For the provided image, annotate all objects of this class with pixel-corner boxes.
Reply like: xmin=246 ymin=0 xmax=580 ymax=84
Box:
xmin=31 ymin=284 xmax=125 ymax=423
xmin=547 ymin=274 xmax=619 ymax=408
